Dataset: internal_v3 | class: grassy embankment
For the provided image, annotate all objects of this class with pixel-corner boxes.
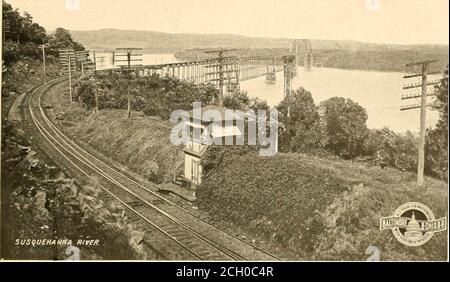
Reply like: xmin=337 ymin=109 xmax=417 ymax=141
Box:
xmin=43 ymin=81 xmax=183 ymax=184
xmin=198 ymin=152 xmax=448 ymax=260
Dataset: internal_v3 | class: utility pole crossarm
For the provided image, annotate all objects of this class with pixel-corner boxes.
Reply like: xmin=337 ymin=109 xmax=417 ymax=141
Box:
xmin=402 ymin=80 xmax=441 ymax=89
xmin=402 ymin=60 xmax=439 ymax=187
xmin=401 ymin=93 xmax=436 ymax=100
xmin=400 ymin=103 xmax=435 ymax=111
xmin=203 ymin=49 xmax=238 ymax=107
xmin=403 ymin=71 xmax=442 ymax=79
xmin=114 ymin=47 xmax=143 ymax=118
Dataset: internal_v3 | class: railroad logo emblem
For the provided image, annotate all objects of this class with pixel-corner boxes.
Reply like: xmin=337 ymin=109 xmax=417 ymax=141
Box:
xmin=380 ymin=202 xmax=447 ymax=246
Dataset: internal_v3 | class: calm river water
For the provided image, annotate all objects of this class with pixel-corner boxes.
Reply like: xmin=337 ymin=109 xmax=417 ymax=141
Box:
xmin=241 ymin=66 xmax=440 ymax=133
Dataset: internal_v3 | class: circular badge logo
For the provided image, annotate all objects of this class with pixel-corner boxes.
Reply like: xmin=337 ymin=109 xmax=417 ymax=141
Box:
xmin=390 ymin=202 xmax=435 ymax=246
xmin=381 ymin=202 xmax=447 ymax=247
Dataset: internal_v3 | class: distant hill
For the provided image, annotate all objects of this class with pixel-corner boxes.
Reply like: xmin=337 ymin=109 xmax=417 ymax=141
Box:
xmin=70 ymin=28 xmax=293 ymax=52
xmin=70 ymin=28 xmax=446 ymax=52
xmin=70 ymin=28 xmax=448 ymax=72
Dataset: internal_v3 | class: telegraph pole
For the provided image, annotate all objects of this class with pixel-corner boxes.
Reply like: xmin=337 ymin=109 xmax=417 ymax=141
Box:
xmin=114 ymin=47 xmax=143 ymax=118
xmin=283 ymin=55 xmax=295 ymax=151
xmin=204 ymin=49 xmax=237 ymax=106
xmin=402 ymin=60 xmax=438 ymax=187
xmin=127 ymin=50 xmax=131 ymax=118
xmin=59 ymin=49 xmax=75 ymax=103
xmin=68 ymin=55 xmax=73 ymax=102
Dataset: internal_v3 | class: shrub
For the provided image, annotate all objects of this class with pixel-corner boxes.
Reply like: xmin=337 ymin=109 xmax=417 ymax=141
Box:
xmin=276 ymin=88 xmax=324 ymax=153
xmin=198 ymin=153 xmax=350 ymax=256
xmin=363 ymin=128 xmax=418 ymax=171
xmin=75 ymin=74 xmax=220 ymax=119
xmin=319 ymin=97 xmax=369 ymax=159
xmin=425 ymin=68 xmax=448 ymax=180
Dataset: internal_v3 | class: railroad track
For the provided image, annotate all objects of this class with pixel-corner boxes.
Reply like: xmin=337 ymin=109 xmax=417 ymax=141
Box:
xmin=27 ymin=78 xmax=281 ymax=261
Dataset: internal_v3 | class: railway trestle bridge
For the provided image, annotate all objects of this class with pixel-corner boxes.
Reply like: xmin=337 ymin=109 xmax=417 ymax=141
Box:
xmin=94 ymin=54 xmax=295 ymax=92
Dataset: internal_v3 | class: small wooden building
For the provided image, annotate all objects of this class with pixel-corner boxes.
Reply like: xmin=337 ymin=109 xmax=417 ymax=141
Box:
xmin=183 ymin=105 xmax=242 ymax=186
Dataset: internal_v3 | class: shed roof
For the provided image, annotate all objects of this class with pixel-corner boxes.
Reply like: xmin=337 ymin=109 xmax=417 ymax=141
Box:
xmin=189 ymin=105 xmax=241 ymax=121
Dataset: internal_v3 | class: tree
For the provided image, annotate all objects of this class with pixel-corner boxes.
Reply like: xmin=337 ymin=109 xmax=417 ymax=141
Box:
xmin=48 ymin=28 xmax=85 ymax=52
xmin=276 ymin=88 xmax=323 ymax=152
xmin=425 ymin=66 xmax=448 ymax=180
xmin=2 ymin=3 xmax=47 ymax=43
xmin=2 ymin=2 xmax=47 ymax=45
xmin=320 ymin=97 xmax=368 ymax=158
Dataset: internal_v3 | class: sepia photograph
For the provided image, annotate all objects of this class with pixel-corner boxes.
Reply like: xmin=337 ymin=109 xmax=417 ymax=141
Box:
xmin=0 ymin=0 xmax=448 ymax=268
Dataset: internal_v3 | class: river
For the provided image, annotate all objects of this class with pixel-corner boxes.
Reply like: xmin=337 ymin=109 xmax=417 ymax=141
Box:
xmin=241 ymin=66 xmax=440 ymax=133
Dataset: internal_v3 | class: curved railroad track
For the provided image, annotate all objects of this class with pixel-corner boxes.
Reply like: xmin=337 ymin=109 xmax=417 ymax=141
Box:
xmin=26 ymin=77 xmax=281 ymax=261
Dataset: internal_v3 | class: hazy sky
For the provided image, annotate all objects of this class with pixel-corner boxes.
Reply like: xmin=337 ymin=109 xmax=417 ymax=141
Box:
xmin=5 ymin=0 xmax=449 ymax=44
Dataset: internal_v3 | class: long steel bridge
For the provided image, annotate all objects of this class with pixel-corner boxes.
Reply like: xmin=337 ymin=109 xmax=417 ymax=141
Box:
xmin=62 ymin=48 xmax=298 ymax=98
xmin=139 ymin=56 xmax=284 ymax=84
xmin=91 ymin=53 xmax=290 ymax=85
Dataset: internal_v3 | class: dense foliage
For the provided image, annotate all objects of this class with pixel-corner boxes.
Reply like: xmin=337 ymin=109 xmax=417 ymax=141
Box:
xmin=276 ymin=88 xmax=324 ymax=152
xmin=2 ymin=2 xmax=86 ymax=99
xmin=47 ymin=28 xmax=85 ymax=55
xmin=2 ymin=2 xmax=47 ymax=64
xmin=198 ymin=153 xmax=349 ymax=256
xmin=74 ymin=73 xmax=218 ymax=119
xmin=198 ymin=151 xmax=448 ymax=260
xmin=2 ymin=2 xmax=85 ymax=65
xmin=363 ymin=128 xmax=417 ymax=171
xmin=2 ymin=2 xmax=47 ymax=45
xmin=274 ymin=85 xmax=441 ymax=179
xmin=74 ymin=72 xmax=272 ymax=120
xmin=276 ymin=92 xmax=369 ymax=158
xmin=425 ymin=67 xmax=449 ymax=180
xmin=319 ymin=97 xmax=369 ymax=159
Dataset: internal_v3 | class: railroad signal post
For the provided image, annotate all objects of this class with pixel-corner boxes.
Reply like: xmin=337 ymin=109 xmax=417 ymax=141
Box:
xmin=401 ymin=60 xmax=438 ymax=187
xmin=58 ymin=49 xmax=76 ymax=103
xmin=2 ymin=19 xmax=15 ymax=42
xmin=75 ymin=50 xmax=91 ymax=77
xmin=38 ymin=44 xmax=49 ymax=80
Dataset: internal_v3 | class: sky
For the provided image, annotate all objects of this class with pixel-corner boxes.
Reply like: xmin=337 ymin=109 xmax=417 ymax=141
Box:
xmin=5 ymin=0 xmax=449 ymax=45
